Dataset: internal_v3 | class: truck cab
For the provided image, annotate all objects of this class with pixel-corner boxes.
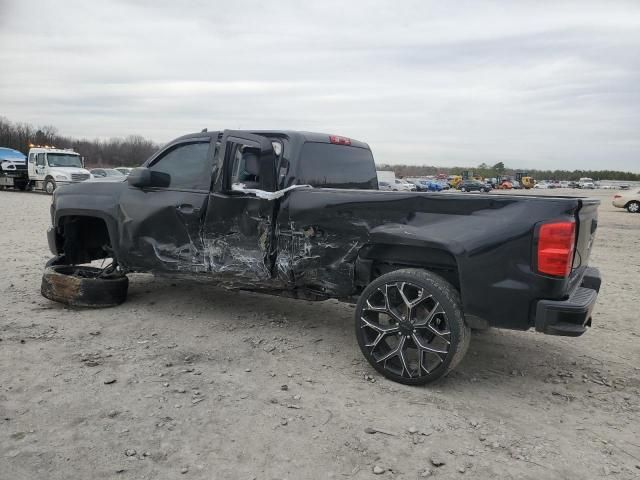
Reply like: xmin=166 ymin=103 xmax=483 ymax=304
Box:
xmin=27 ymin=146 xmax=91 ymax=194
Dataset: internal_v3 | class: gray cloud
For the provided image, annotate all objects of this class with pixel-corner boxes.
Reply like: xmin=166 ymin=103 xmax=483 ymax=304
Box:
xmin=1 ymin=0 xmax=639 ymax=171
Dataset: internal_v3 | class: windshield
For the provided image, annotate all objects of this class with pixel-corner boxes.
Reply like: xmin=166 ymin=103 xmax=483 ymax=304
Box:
xmin=104 ymin=169 xmax=124 ymax=177
xmin=47 ymin=153 xmax=82 ymax=168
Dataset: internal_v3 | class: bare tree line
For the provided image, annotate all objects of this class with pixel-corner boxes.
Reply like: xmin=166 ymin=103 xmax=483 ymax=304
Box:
xmin=1 ymin=117 xmax=637 ymax=180
xmin=0 ymin=117 xmax=160 ymax=168
xmin=379 ymin=161 xmax=640 ymax=182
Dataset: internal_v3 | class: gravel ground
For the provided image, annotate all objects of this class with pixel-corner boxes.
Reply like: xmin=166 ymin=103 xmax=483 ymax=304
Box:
xmin=1 ymin=188 xmax=639 ymax=480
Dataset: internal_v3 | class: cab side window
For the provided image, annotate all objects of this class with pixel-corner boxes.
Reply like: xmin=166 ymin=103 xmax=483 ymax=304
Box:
xmin=36 ymin=153 xmax=45 ymax=166
xmin=230 ymin=145 xmax=261 ymax=189
xmin=149 ymin=142 xmax=211 ymax=190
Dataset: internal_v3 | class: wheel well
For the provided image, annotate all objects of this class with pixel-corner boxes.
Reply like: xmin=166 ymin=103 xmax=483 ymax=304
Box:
xmin=355 ymin=244 xmax=460 ymax=292
xmin=58 ymin=216 xmax=112 ymax=264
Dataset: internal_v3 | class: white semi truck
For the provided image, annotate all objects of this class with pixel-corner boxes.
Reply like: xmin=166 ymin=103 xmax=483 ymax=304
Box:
xmin=0 ymin=145 xmax=92 ymax=194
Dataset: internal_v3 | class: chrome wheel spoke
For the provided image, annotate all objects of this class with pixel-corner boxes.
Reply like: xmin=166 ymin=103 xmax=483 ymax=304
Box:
xmin=412 ymin=333 xmax=448 ymax=355
xmin=360 ymin=316 xmax=399 ymax=349
xmin=397 ymin=282 xmax=431 ymax=309
xmin=376 ymin=336 xmax=404 ymax=364
xmin=413 ymin=301 xmax=441 ymax=327
xmin=398 ymin=346 xmax=412 ymax=378
xmin=377 ymin=337 xmax=412 ymax=377
xmin=360 ymin=316 xmax=399 ymax=335
xmin=427 ymin=323 xmax=451 ymax=344
xmin=418 ymin=348 xmax=427 ymax=374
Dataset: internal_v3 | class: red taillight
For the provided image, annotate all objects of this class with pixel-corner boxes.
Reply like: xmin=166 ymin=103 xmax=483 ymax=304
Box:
xmin=613 ymin=195 xmax=622 ymax=199
xmin=329 ymin=135 xmax=351 ymax=146
xmin=536 ymin=221 xmax=576 ymax=277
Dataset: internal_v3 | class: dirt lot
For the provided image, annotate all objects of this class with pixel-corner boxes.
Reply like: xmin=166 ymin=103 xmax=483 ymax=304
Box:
xmin=1 ymin=188 xmax=639 ymax=480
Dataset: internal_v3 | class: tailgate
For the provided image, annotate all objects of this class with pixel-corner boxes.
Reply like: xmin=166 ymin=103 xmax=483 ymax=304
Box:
xmin=573 ymin=199 xmax=599 ymax=272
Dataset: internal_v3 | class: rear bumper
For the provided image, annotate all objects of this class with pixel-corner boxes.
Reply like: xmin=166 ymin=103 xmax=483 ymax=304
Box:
xmin=535 ymin=267 xmax=601 ymax=337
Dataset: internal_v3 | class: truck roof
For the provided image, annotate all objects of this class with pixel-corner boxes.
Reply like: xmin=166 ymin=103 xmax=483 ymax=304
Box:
xmin=28 ymin=147 xmax=78 ymax=155
xmin=173 ymin=130 xmax=370 ymax=150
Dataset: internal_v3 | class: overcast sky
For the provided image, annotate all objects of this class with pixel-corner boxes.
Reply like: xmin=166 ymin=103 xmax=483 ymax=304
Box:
xmin=1 ymin=0 xmax=639 ymax=171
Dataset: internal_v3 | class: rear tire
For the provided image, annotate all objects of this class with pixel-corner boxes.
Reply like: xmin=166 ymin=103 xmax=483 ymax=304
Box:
xmin=41 ymin=264 xmax=128 ymax=308
xmin=627 ymin=201 xmax=640 ymax=213
xmin=355 ymin=268 xmax=470 ymax=385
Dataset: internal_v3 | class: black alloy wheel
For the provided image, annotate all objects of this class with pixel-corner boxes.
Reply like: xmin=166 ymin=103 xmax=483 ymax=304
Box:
xmin=355 ymin=269 xmax=470 ymax=385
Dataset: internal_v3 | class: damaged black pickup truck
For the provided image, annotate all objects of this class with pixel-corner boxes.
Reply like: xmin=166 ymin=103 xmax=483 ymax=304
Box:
xmin=44 ymin=130 xmax=602 ymax=385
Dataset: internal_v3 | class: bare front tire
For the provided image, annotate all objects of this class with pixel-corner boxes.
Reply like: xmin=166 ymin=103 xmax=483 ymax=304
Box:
xmin=355 ymin=269 xmax=470 ymax=385
xmin=41 ymin=264 xmax=128 ymax=308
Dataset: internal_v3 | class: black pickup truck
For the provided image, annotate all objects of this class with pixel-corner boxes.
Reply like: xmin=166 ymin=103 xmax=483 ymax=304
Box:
xmin=44 ymin=130 xmax=601 ymax=385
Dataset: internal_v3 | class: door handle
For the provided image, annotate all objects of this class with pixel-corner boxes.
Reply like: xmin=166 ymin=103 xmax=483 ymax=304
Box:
xmin=176 ymin=204 xmax=195 ymax=214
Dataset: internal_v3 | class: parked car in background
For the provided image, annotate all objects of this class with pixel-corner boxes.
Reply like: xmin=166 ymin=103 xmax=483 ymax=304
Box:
xmin=90 ymin=168 xmax=126 ymax=182
xmin=612 ymin=190 xmax=640 ymax=213
xmin=395 ymin=178 xmax=416 ymax=191
xmin=378 ymin=181 xmax=393 ymax=191
xmin=579 ymin=177 xmax=595 ymax=189
xmin=412 ymin=179 xmax=443 ymax=192
xmin=459 ymin=179 xmax=490 ymax=192
xmin=115 ymin=167 xmax=133 ymax=175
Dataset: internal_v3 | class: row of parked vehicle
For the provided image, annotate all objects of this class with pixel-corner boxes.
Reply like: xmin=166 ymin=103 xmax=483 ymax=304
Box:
xmin=378 ymin=178 xmax=451 ymax=192
xmin=379 ymin=177 xmax=495 ymax=193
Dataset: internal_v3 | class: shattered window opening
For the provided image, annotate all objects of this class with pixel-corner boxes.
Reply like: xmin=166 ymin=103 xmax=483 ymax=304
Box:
xmin=230 ymin=144 xmax=261 ymax=189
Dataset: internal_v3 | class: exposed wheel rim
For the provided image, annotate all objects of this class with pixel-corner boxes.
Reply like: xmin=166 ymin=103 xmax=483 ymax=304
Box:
xmin=358 ymin=281 xmax=451 ymax=380
xmin=45 ymin=181 xmax=55 ymax=194
xmin=629 ymin=202 xmax=639 ymax=213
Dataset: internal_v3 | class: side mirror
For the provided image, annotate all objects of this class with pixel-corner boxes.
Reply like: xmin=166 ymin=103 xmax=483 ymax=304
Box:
xmin=128 ymin=167 xmax=170 ymax=188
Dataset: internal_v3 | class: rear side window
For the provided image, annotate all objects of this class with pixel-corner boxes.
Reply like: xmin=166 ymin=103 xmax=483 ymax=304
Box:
xmin=297 ymin=142 xmax=377 ymax=189
xmin=149 ymin=142 xmax=211 ymax=190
